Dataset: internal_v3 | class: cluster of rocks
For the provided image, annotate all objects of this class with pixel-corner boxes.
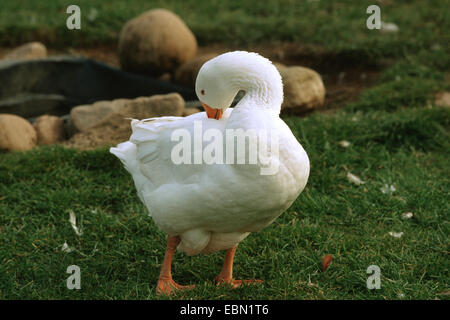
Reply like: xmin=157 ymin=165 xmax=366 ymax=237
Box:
xmin=64 ymin=92 xmax=199 ymax=150
xmin=0 ymin=42 xmax=53 ymax=151
xmin=0 ymin=8 xmax=327 ymax=152
xmin=117 ymin=8 xmax=326 ymax=114
xmin=0 ymin=114 xmax=64 ymax=152
xmin=0 ymin=93 xmax=200 ymax=152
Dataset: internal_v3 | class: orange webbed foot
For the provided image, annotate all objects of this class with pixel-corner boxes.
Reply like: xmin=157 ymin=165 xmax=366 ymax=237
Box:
xmin=156 ymin=277 xmax=195 ymax=295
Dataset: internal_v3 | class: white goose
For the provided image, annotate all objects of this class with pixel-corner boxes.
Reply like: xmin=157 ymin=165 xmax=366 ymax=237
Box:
xmin=110 ymin=51 xmax=310 ymax=295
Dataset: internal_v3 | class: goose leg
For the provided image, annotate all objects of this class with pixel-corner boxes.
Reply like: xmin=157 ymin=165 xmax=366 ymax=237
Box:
xmin=156 ymin=236 xmax=194 ymax=295
xmin=214 ymin=245 xmax=263 ymax=288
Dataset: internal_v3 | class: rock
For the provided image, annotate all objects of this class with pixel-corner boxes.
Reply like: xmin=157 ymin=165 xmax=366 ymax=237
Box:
xmin=183 ymin=107 xmax=201 ymax=116
xmin=279 ymin=66 xmax=325 ymax=113
xmin=69 ymin=93 xmax=184 ymax=135
xmin=3 ymin=42 xmax=47 ymax=61
xmin=68 ymin=99 xmax=130 ymax=135
xmin=117 ymin=93 xmax=185 ymax=119
xmin=33 ymin=115 xmax=65 ymax=145
xmin=174 ymin=53 xmax=218 ymax=87
xmin=118 ymin=9 xmax=197 ymax=76
xmin=0 ymin=57 xmax=196 ymax=118
xmin=434 ymin=92 xmax=450 ymax=107
xmin=64 ymin=93 xmax=185 ymax=150
xmin=0 ymin=114 xmax=37 ymax=151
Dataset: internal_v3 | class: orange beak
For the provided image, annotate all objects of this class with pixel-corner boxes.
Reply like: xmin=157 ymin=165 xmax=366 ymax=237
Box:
xmin=202 ymin=103 xmax=223 ymax=120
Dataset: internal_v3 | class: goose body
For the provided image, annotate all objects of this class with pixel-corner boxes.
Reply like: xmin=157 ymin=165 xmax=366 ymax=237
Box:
xmin=110 ymin=51 xmax=310 ymax=294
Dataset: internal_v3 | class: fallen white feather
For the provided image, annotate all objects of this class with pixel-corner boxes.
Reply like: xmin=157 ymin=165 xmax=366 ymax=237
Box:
xmin=402 ymin=212 xmax=413 ymax=219
xmin=381 ymin=21 xmax=399 ymax=33
xmin=69 ymin=210 xmax=83 ymax=236
xmin=338 ymin=140 xmax=351 ymax=148
xmin=388 ymin=231 xmax=404 ymax=238
xmin=381 ymin=184 xmax=396 ymax=194
xmin=347 ymin=172 xmax=365 ymax=185
xmin=61 ymin=242 xmax=73 ymax=253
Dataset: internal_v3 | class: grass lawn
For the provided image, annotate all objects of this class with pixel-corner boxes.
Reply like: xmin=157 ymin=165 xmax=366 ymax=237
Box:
xmin=0 ymin=103 xmax=448 ymax=299
xmin=0 ymin=0 xmax=449 ymax=300
xmin=0 ymin=0 xmax=448 ymax=62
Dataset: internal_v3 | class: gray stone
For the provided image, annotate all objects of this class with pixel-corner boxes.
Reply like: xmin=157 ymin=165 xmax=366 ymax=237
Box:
xmin=68 ymin=99 xmax=130 ymax=135
xmin=64 ymin=93 xmax=185 ymax=149
xmin=68 ymin=93 xmax=184 ymax=135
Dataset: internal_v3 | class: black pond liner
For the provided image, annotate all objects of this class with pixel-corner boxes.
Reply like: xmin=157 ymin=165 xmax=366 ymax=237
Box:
xmin=0 ymin=56 xmax=197 ymax=118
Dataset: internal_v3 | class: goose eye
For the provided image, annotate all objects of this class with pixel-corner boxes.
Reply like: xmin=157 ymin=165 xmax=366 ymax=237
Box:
xmin=201 ymin=89 xmax=205 ymax=95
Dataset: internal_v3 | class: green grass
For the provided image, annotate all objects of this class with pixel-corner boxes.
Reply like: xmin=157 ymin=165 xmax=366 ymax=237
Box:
xmin=0 ymin=0 xmax=449 ymax=63
xmin=1 ymin=103 xmax=448 ymax=299
xmin=0 ymin=0 xmax=449 ymax=300
xmin=347 ymin=59 xmax=449 ymax=112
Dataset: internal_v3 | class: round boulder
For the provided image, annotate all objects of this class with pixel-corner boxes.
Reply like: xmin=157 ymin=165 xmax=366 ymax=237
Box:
xmin=0 ymin=114 xmax=37 ymax=152
xmin=174 ymin=53 xmax=218 ymax=87
xmin=33 ymin=115 xmax=65 ymax=145
xmin=280 ymin=66 xmax=325 ymax=113
xmin=3 ymin=42 xmax=47 ymax=61
xmin=118 ymin=9 xmax=197 ymax=76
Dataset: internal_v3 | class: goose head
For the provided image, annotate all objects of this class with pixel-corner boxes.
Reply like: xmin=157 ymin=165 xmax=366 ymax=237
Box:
xmin=195 ymin=51 xmax=283 ymax=120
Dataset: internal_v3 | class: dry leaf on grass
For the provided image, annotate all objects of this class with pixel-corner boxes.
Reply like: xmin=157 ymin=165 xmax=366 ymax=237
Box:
xmin=321 ymin=255 xmax=333 ymax=272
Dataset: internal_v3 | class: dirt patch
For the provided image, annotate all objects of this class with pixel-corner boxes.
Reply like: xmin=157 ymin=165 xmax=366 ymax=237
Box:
xmin=63 ymin=45 xmax=120 ymax=67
